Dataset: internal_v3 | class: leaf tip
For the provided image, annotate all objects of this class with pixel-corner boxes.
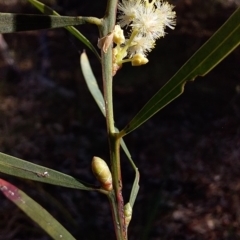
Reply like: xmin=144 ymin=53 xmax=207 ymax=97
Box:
xmin=0 ymin=179 xmax=21 ymax=202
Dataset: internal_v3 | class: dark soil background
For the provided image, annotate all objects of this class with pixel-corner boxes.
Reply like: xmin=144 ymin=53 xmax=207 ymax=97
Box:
xmin=0 ymin=0 xmax=240 ymax=239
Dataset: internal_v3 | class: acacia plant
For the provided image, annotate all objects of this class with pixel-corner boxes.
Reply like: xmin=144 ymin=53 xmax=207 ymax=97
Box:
xmin=0 ymin=0 xmax=239 ymax=239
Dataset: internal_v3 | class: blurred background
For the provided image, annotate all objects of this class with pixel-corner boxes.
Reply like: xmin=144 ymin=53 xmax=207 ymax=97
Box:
xmin=0 ymin=0 xmax=239 ymax=239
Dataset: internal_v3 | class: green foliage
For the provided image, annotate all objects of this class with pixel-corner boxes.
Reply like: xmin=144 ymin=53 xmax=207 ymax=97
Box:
xmin=120 ymin=7 xmax=240 ymax=136
xmin=80 ymin=52 xmax=106 ymax=116
xmin=0 ymin=152 xmax=96 ymax=190
xmin=29 ymin=0 xmax=101 ymax=60
xmin=80 ymin=52 xmax=140 ymax=207
xmin=0 ymin=179 xmax=76 ymax=240
xmin=0 ymin=1 xmax=239 ymax=239
xmin=0 ymin=13 xmax=86 ymax=32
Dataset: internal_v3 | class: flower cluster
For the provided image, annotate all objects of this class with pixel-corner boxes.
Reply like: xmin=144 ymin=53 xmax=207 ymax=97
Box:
xmin=113 ymin=0 xmax=176 ymax=73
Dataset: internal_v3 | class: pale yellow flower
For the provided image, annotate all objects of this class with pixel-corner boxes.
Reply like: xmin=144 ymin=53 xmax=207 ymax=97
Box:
xmin=131 ymin=53 xmax=149 ymax=66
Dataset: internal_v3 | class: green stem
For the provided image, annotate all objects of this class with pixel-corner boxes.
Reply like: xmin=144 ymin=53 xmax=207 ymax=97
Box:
xmin=107 ymin=191 xmax=122 ymax=240
xmin=110 ymin=134 xmax=126 ymax=239
xmin=100 ymin=0 xmax=126 ymax=239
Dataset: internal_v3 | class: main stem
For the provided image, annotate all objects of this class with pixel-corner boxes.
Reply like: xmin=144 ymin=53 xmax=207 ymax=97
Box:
xmin=100 ymin=0 xmax=126 ymax=239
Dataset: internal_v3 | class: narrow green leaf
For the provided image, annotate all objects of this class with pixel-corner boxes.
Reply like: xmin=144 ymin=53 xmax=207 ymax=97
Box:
xmin=129 ymin=169 xmax=140 ymax=208
xmin=0 ymin=179 xmax=76 ymax=240
xmin=28 ymin=0 xmax=101 ymax=61
xmin=80 ymin=52 xmax=140 ymax=206
xmin=0 ymin=152 xmax=95 ymax=191
xmin=81 ymin=52 xmax=121 ymax=125
xmin=0 ymin=13 xmax=87 ymax=33
xmin=80 ymin=52 xmax=106 ymax=116
xmin=119 ymin=139 xmax=139 ymax=207
xmin=120 ymin=7 xmax=240 ymax=136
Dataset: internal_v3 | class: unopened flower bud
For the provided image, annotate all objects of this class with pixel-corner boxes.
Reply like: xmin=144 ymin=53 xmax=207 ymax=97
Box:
xmin=131 ymin=53 xmax=149 ymax=66
xmin=124 ymin=202 xmax=132 ymax=227
xmin=92 ymin=156 xmax=113 ymax=191
xmin=113 ymin=25 xmax=125 ymax=44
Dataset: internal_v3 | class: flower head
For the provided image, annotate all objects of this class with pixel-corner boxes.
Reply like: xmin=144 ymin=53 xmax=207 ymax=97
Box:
xmin=155 ymin=1 xmax=176 ymax=30
xmin=127 ymin=35 xmax=155 ymax=57
xmin=118 ymin=0 xmax=176 ymax=41
xmin=112 ymin=0 xmax=176 ymax=74
xmin=118 ymin=0 xmax=140 ymax=27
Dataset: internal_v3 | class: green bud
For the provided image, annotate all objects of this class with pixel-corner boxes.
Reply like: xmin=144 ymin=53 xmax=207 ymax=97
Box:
xmin=124 ymin=202 xmax=132 ymax=227
xmin=92 ymin=156 xmax=113 ymax=191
